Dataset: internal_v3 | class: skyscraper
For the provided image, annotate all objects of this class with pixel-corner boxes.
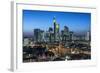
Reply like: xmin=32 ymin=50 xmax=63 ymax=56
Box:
xmin=69 ymin=31 xmax=74 ymax=41
xmin=49 ymin=27 xmax=53 ymax=42
xmin=34 ymin=29 xmax=40 ymax=43
xmin=53 ymin=17 xmax=60 ymax=42
xmin=34 ymin=29 xmax=44 ymax=43
xmin=63 ymin=26 xmax=70 ymax=41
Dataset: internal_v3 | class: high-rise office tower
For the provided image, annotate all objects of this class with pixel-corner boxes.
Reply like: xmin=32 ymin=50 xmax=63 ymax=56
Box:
xmin=69 ymin=31 xmax=74 ymax=41
xmin=53 ymin=17 xmax=60 ymax=42
xmin=34 ymin=29 xmax=40 ymax=43
xmin=33 ymin=29 xmax=44 ymax=43
xmin=49 ymin=27 xmax=53 ymax=42
xmin=63 ymin=26 xmax=70 ymax=41
xmin=53 ymin=17 xmax=56 ymax=42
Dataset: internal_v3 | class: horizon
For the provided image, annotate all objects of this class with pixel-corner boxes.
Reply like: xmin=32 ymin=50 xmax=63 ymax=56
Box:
xmin=23 ymin=10 xmax=91 ymax=37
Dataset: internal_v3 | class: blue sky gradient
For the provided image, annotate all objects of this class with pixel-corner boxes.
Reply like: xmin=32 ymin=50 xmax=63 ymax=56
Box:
xmin=23 ymin=10 xmax=91 ymax=36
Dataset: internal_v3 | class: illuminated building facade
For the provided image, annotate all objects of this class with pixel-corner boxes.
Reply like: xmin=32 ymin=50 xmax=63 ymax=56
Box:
xmin=53 ymin=17 xmax=60 ymax=42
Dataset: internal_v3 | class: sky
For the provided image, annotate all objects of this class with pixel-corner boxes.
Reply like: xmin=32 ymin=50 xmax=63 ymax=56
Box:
xmin=23 ymin=10 xmax=91 ymax=36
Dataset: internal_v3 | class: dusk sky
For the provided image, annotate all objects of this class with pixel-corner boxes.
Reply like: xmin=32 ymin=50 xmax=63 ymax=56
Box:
xmin=23 ymin=10 xmax=91 ymax=36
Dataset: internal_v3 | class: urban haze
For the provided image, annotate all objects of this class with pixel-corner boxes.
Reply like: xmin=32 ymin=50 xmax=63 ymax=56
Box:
xmin=23 ymin=10 xmax=91 ymax=62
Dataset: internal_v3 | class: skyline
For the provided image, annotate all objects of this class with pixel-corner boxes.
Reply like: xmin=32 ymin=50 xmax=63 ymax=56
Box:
xmin=23 ymin=10 xmax=91 ymax=36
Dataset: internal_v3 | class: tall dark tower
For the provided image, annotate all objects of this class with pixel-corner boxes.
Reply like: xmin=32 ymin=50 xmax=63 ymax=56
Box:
xmin=53 ymin=17 xmax=59 ymax=42
xmin=53 ymin=17 xmax=56 ymax=42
